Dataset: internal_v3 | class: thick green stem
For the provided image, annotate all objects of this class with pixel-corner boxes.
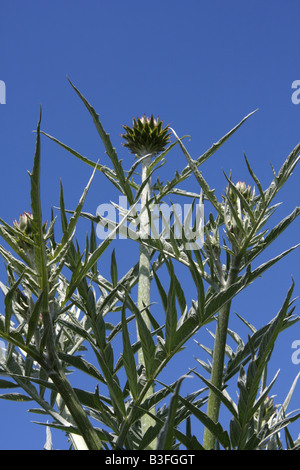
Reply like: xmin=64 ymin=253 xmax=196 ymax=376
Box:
xmin=49 ymin=367 xmax=103 ymax=450
xmin=202 ymin=303 xmax=231 ymax=449
xmin=203 ymin=255 xmax=241 ymax=450
xmin=137 ymin=154 xmax=156 ymax=448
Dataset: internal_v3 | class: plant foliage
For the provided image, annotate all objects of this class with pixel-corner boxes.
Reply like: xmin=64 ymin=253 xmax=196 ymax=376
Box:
xmin=0 ymin=80 xmax=299 ymax=450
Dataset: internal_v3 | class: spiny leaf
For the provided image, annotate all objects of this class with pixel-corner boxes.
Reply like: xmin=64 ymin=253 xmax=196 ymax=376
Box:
xmin=264 ymin=142 xmax=300 ymax=205
xmin=0 ymin=392 xmax=32 ymax=401
xmin=0 ymin=224 xmax=33 ymax=266
xmin=204 ymin=245 xmax=299 ymax=324
xmin=171 ymin=127 xmax=223 ymax=216
xmin=156 ymin=375 xmax=187 ymax=450
xmin=33 ymin=420 xmax=109 ymax=442
xmin=4 ymin=272 xmax=25 ymax=332
xmin=65 ymin=200 xmax=139 ymax=303
xmin=165 ymin=263 xmax=177 ymax=354
xmin=176 ymin=386 xmax=231 ymax=449
xmin=51 ymin=167 xmax=97 ymax=267
xmin=244 ymin=153 xmax=265 ymax=200
xmin=110 ymin=249 xmax=118 ymax=287
xmin=196 ymin=110 xmax=258 ymax=167
xmin=40 ymin=130 xmax=126 ymax=192
xmin=121 ymin=304 xmax=138 ymax=400
xmin=57 ymin=352 xmax=105 ymax=383
xmin=26 ymin=289 xmax=45 ymax=345
xmin=194 ymin=370 xmax=238 ymax=419
xmin=240 ymin=207 xmax=300 ymax=270
xmin=67 ymin=77 xmax=134 ymax=204
xmin=125 ymin=296 xmax=156 ymax=379
xmin=0 ymin=379 xmax=19 ymax=389
xmin=152 ymin=111 xmax=257 ymax=204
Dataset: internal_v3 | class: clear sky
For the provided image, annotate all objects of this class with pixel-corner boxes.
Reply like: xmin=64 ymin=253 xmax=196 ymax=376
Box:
xmin=0 ymin=0 xmax=299 ymax=450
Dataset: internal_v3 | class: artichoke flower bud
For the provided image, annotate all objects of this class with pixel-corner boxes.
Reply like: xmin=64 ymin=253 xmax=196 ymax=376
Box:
xmin=224 ymin=181 xmax=254 ymax=246
xmin=13 ymin=212 xmax=47 ymax=253
xmin=235 ymin=181 xmax=252 ymax=201
xmin=228 ymin=181 xmax=252 ymax=203
xmin=203 ymin=230 xmax=220 ymax=256
xmin=121 ymin=114 xmax=171 ymax=158
xmin=13 ymin=212 xmax=34 ymax=236
xmin=262 ymin=396 xmax=276 ymax=419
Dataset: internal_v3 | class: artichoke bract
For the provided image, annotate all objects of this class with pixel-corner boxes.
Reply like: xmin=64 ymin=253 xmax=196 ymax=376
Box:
xmin=121 ymin=114 xmax=171 ymax=158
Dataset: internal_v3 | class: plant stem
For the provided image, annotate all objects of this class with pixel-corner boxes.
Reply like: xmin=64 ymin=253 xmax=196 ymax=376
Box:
xmin=203 ymin=255 xmax=241 ymax=450
xmin=49 ymin=366 xmax=103 ymax=450
xmin=137 ymin=155 xmax=152 ymax=365
xmin=137 ymin=154 xmax=156 ymax=448
xmin=42 ymin=294 xmax=103 ymax=449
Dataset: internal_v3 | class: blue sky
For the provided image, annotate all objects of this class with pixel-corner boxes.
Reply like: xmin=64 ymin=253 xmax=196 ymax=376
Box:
xmin=0 ymin=0 xmax=299 ymax=449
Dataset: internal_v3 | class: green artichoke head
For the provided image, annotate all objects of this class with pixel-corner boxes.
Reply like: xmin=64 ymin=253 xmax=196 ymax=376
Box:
xmin=121 ymin=114 xmax=171 ymax=158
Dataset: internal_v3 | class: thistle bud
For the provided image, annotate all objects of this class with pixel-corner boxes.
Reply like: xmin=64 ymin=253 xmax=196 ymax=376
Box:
xmin=229 ymin=181 xmax=252 ymax=202
xmin=12 ymin=212 xmax=35 ymax=255
xmin=235 ymin=181 xmax=252 ymax=200
xmin=121 ymin=115 xmax=171 ymax=158
xmin=13 ymin=212 xmax=33 ymax=236
xmin=13 ymin=212 xmax=47 ymax=254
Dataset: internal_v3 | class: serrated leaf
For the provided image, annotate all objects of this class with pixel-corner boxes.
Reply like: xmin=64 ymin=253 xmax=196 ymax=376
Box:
xmin=57 ymin=318 xmax=96 ymax=347
xmin=230 ymin=417 xmax=242 ymax=449
xmin=170 ymin=127 xmax=223 ymax=215
xmin=241 ymin=207 xmax=300 ymax=270
xmin=0 ymin=379 xmax=19 ymax=389
xmin=156 ymin=375 xmax=186 ymax=450
xmin=165 ymin=264 xmax=177 ymax=354
xmin=166 ymin=260 xmax=187 ymax=315
xmin=67 ymin=77 xmax=134 ymax=204
xmin=121 ymin=304 xmax=138 ymax=400
xmin=264 ymin=142 xmax=300 ymax=205
xmin=110 ymin=249 xmax=118 ymax=287
xmin=65 ymin=200 xmax=139 ymax=302
xmin=92 ymin=348 xmax=126 ymax=419
xmin=193 ymin=370 xmax=238 ymax=419
xmin=0 ymin=224 xmax=33 ymax=266
xmin=152 ymin=111 xmax=256 ymax=205
xmin=57 ymin=352 xmax=105 ymax=383
xmin=40 ymin=130 xmax=126 ymax=193
xmin=153 ymin=270 xmax=168 ymax=312
xmin=177 ymin=393 xmax=231 ymax=449
xmin=51 ymin=166 xmax=97 ymax=269
xmin=126 ymin=296 xmax=155 ymax=378
xmin=33 ymin=420 xmax=109 ymax=442
xmin=0 ymin=392 xmax=32 ymax=401
xmin=4 ymin=272 xmax=25 ymax=332
xmin=26 ymin=289 xmax=45 ymax=345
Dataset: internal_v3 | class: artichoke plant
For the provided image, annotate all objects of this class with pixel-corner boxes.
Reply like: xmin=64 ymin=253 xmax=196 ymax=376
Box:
xmin=0 ymin=80 xmax=299 ymax=451
xmin=121 ymin=115 xmax=171 ymax=447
